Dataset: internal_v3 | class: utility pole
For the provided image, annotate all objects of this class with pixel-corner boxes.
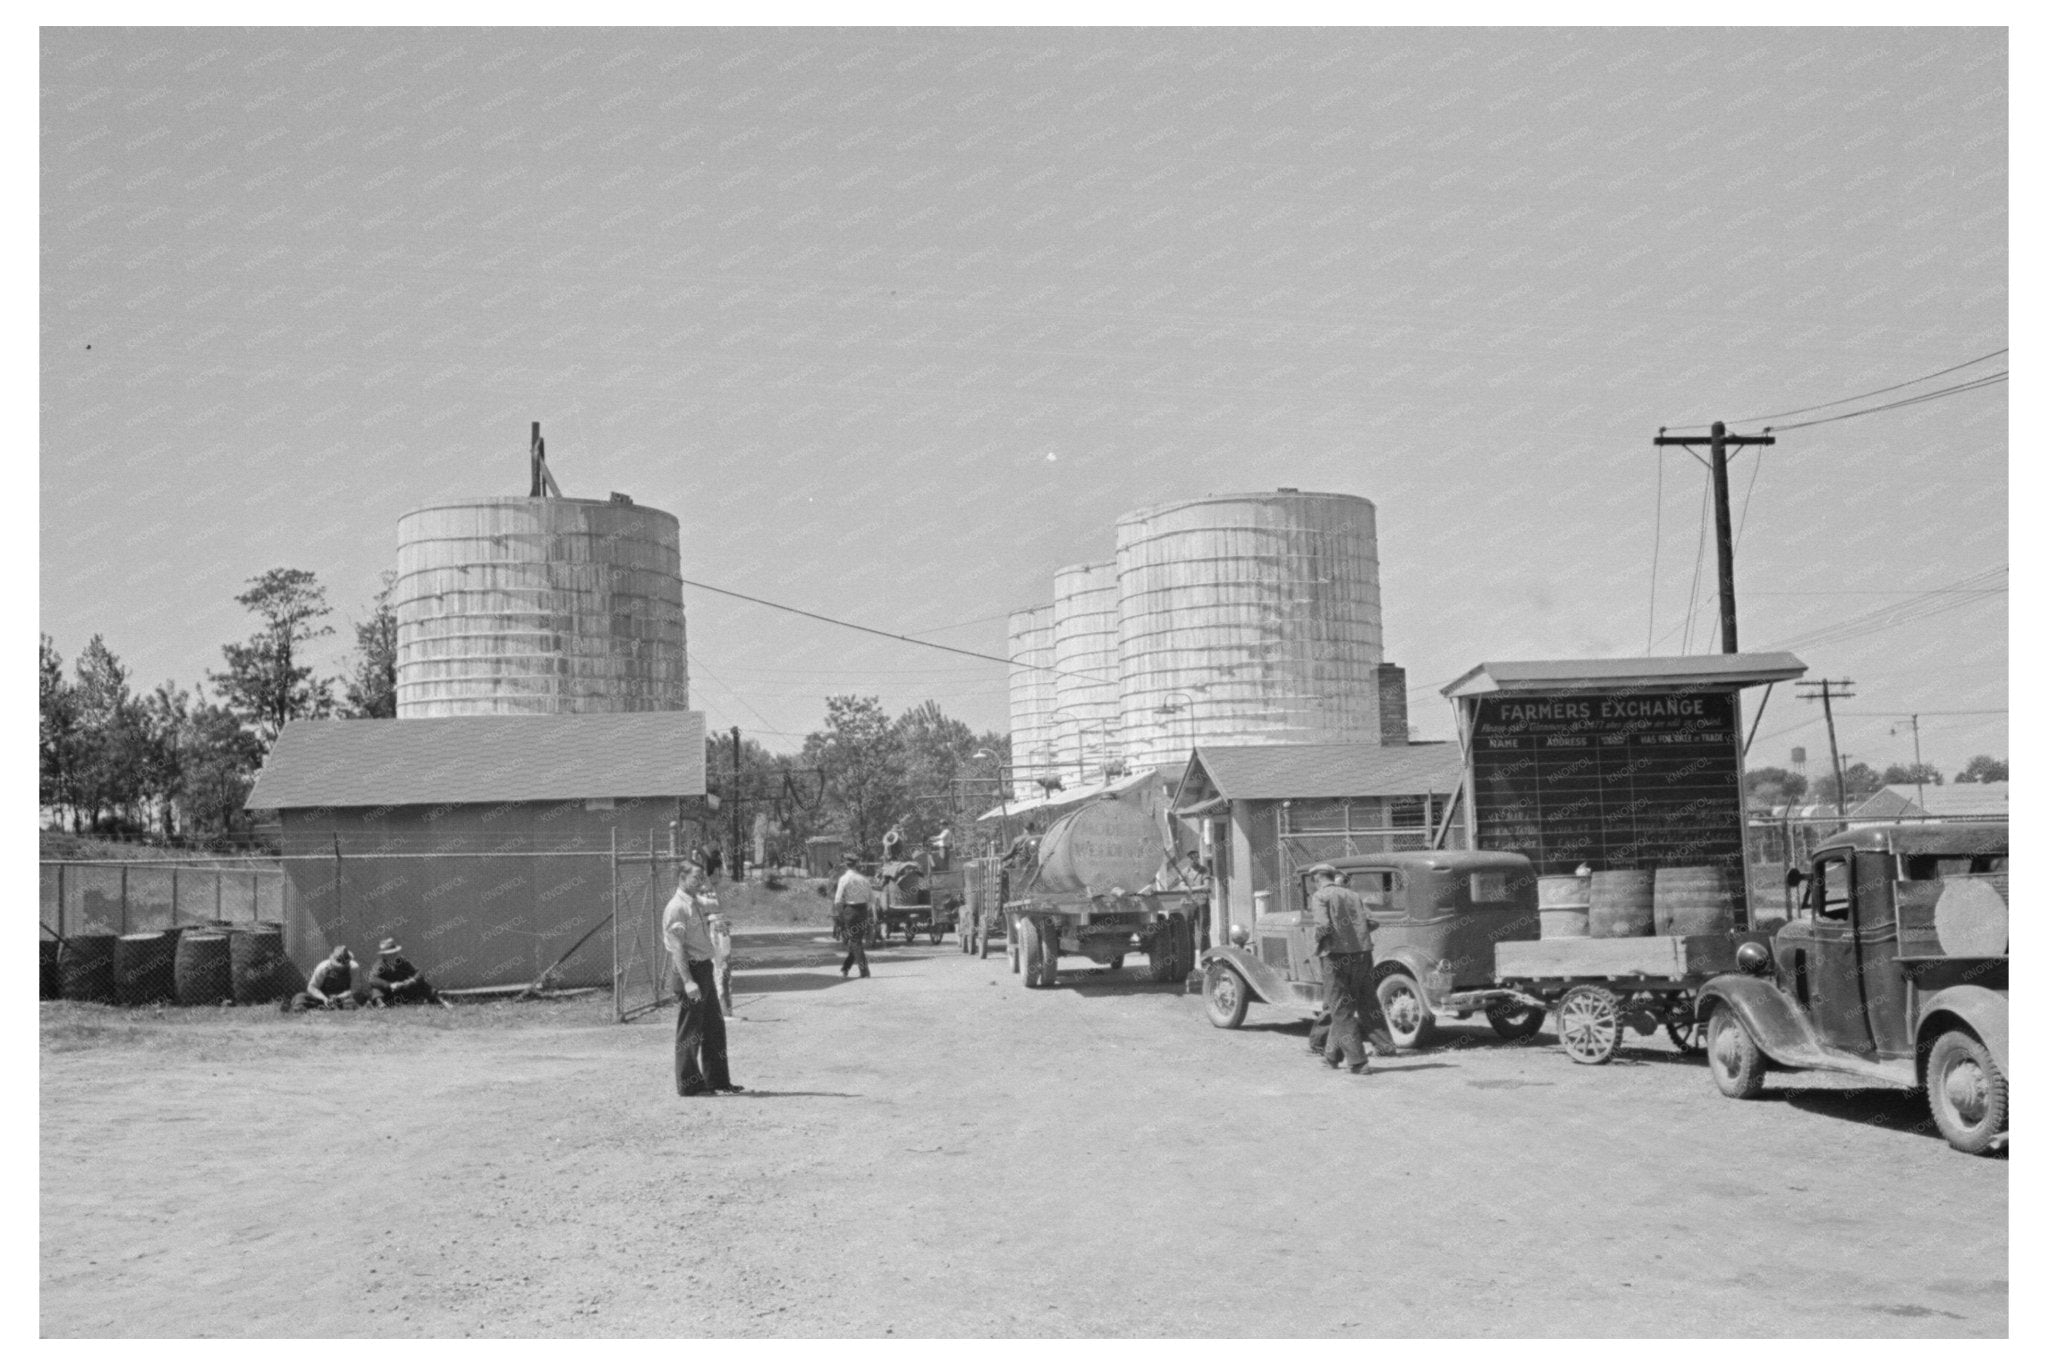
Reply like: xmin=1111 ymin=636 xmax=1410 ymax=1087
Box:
xmin=1908 ymin=713 xmax=1927 ymax=814
xmin=1653 ymin=421 xmax=1776 ymax=653
xmin=1797 ymin=680 xmax=1855 ymax=818
xmin=729 ymin=726 xmax=743 ymax=872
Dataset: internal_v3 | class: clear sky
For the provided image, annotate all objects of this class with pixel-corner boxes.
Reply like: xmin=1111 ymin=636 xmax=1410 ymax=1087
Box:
xmin=40 ymin=26 xmax=2008 ymax=780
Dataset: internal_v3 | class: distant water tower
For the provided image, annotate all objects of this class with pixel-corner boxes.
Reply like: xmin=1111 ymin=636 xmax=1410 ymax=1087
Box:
xmin=393 ymin=424 xmax=689 ymax=718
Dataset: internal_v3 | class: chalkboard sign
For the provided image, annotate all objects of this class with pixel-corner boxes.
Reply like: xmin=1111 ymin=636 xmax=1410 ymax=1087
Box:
xmin=1468 ymin=690 xmax=1746 ymax=890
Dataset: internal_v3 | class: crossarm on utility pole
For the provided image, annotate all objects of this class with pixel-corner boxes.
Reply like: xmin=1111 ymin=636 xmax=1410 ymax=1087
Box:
xmin=1653 ymin=422 xmax=1776 ymax=654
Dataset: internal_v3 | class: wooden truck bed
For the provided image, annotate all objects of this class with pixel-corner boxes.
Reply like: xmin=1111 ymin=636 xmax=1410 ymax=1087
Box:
xmin=1494 ymin=934 xmax=1738 ymax=983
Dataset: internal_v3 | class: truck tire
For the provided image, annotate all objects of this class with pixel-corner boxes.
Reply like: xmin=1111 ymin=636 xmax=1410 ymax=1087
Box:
xmin=1373 ymin=967 xmax=1438 ymax=1049
xmin=1927 ymin=1029 xmax=2007 ymax=1155
xmin=1706 ymin=1007 xmax=1767 ymax=1098
xmin=1485 ymin=1000 xmax=1545 ymax=1041
xmin=1147 ymin=916 xmax=1191 ymax=983
xmin=1019 ymin=916 xmax=1054 ymax=989
xmin=1204 ymin=963 xmax=1249 ymax=1029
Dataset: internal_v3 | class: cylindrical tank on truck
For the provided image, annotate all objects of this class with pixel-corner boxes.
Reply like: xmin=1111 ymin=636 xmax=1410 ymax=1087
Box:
xmin=1006 ymin=794 xmax=1204 ymax=990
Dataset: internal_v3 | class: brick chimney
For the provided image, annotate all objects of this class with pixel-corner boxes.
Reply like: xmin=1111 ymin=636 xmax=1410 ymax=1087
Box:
xmin=1375 ymin=663 xmax=1409 ymax=745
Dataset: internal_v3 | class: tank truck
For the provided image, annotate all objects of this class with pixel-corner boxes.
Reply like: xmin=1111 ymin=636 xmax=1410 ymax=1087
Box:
xmin=1004 ymin=788 xmax=1204 ymax=989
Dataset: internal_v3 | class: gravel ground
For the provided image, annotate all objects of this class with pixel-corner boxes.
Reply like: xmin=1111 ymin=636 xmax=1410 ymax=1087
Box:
xmin=41 ymin=930 xmax=2007 ymax=1337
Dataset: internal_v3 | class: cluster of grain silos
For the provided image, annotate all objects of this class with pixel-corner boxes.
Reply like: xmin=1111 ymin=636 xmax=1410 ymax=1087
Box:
xmin=394 ymin=494 xmax=689 ymax=718
xmin=1009 ymin=489 xmax=1408 ymax=780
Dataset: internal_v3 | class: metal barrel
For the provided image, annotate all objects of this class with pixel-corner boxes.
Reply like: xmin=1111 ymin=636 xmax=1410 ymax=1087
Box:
xmin=58 ymin=933 xmax=118 ymax=1003
xmin=113 ymin=930 xmax=179 ymax=1005
xmin=174 ymin=931 xmax=234 ymax=1006
xmin=229 ymin=923 xmax=293 ymax=1005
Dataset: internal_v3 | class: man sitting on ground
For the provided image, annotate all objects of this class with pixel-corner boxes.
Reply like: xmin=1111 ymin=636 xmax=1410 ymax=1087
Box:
xmin=286 ymin=945 xmax=360 ymax=1012
xmin=364 ymin=938 xmax=453 ymax=1010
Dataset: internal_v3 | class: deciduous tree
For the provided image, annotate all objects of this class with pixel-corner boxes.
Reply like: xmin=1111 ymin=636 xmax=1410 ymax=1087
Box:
xmin=1954 ymin=754 xmax=2008 ymax=784
xmin=342 ymin=571 xmax=400 ymax=719
xmin=210 ymin=567 xmax=335 ymax=745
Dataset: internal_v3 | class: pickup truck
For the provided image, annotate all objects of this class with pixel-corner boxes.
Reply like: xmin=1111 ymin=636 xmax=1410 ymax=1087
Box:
xmin=1695 ymin=821 xmax=2008 ymax=1154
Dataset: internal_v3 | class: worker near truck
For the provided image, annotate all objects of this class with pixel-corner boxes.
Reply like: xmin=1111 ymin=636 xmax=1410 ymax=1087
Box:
xmin=834 ymin=854 xmax=873 ymax=979
xmin=1308 ymin=863 xmax=1380 ymax=1074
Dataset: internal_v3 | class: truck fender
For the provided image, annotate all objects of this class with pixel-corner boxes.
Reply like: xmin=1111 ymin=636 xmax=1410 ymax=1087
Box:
xmin=1694 ymin=974 xmax=1822 ymax=1069
xmin=1199 ymin=945 xmax=1288 ymax=1007
xmin=1373 ymin=946 xmax=1433 ymax=987
xmin=1916 ymin=985 xmax=2008 ymax=1083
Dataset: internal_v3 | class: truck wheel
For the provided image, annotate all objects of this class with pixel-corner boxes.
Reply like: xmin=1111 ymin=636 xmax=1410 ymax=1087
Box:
xmin=929 ymin=926 xmax=943 ymax=945
xmin=1665 ymin=1020 xmax=1705 ymax=1054
xmin=1020 ymin=917 xmax=1056 ymax=988
xmin=1557 ymin=985 xmax=1623 ymax=1065
xmin=1374 ymin=968 xmax=1438 ymax=1049
xmin=1927 ymin=1030 xmax=2007 ymax=1155
xmin=1105 ymin=955 xmax=1123 ymax=973
xmin=1204 ymin=963 xmax=1249 ymax=1029
xmin=1485 ymin=1001 xmax=1545 ymax=1041
xmin=980 ymin=924 xmax=993 ymax=960
xmin=1706 ymin=1008 xmax=1767 ymax=1097
xmin=1007 ymin=921 xmax=1019 ymax=974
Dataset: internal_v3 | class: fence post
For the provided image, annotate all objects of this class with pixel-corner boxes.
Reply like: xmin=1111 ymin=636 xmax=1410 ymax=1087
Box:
xmin=120 ymin=865 xmax=129 ymax=935
xmin=610 ymin=829 xmax=620 ymax=1023
xmin=57 ymin=863 xmax=66 ymax=941
xmin=171 ymin=866 xmax=179 ymax=927
xmin=216 ymin=870 xmax=223 ymax=923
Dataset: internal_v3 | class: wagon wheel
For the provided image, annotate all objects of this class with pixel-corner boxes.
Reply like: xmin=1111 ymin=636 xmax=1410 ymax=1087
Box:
xmin=1105 ymin=955 xmax=1124 ymax=972
xmin=928 ymin=925 xmax=943 ymax=945
xmin=1557 ymin=985 xmax=1622 ymax=1065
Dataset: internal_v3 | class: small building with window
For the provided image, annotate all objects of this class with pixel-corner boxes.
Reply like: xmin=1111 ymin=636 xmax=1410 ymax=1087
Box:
xmin=1169 ymin=742 xmax=1464 ymax=946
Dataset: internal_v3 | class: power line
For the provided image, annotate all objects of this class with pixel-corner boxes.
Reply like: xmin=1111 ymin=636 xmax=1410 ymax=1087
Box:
xmin=1759 ymin=565 xmax=2006 ymax=653
xmin=1665 ymin=347 xmax=2008 ymax=430
xmin=682 ymin=577 xmax=1117 ymax=688
xmin=1767 ymin=371 xmax=2006 ymax=433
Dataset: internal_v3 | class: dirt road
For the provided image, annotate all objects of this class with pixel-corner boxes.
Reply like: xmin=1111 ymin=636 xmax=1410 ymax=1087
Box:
xmin=41 ymin=930 xmax=2007 ymax=1337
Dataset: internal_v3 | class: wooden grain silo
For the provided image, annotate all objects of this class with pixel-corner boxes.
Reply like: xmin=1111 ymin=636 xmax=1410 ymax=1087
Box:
xmin=394 ymin=495 xmax=688 ymax=717
xmin=1115 ymin=490 xmax=1384 ymax=769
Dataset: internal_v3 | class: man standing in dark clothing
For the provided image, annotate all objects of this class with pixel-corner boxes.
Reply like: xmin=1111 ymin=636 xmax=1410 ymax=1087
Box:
xmin=1308 ymin=863 xmax=1381 ymax=1074
xmin=664 ymin=867 xmax=742 ymax=1097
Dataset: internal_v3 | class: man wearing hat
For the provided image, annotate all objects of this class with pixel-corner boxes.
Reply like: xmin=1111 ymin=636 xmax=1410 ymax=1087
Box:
xmin=365 ymin=937 xmax=453 ymax=1010
xmin=1307 ymin=863 xmax=1380 ymax=1074
xmin=833 ymin=853 xmax=873 ymax=979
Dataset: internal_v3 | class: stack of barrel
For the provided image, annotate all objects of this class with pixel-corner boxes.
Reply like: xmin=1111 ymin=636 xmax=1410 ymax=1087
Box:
xmin=1537 ymin=865 xmax=1736 ymax=939
xmin=46 ymin=921 xmax=298 ymax=1007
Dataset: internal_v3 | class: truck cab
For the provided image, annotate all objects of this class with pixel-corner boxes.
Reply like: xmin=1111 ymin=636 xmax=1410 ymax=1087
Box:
xmin=1696 ymin=822 xmax=2008 ymax=1154
xmin=1200 ymin=849 xmax=1542 ymax=1046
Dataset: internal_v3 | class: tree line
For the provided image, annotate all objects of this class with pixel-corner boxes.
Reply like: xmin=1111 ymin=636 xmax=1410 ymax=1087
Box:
xmin=702 ymin=696 xmax=1011 ymax=868
xmin=1746 ymin=753 xmax=2009 ymax=811
xmin=39 ymin=567 xmax=396 ymax=846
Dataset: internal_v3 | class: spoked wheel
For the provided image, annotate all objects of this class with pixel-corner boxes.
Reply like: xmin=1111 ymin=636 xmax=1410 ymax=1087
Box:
xmin=1485 ymin=1000 xmax=1547 ymax=1041
xmin=1204 ymin=963 xmax=1249 ymax=1029
xmin=1373 ymin=968 xmax=1438 ymax=1049
xmin=1557 ymin=985 xmax=1623 ymax=1065
xmin=1927 ymin=1030 xmax=2008 ymax=1155
xmin=1665 ymin=1018 xmax=1706 ymax=1054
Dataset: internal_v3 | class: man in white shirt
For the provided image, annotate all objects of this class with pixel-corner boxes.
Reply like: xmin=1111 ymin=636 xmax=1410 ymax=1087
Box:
xmin=833 ymin=853 xmax=873 ymax=979
xmin=663 ymin=865 xmax=743 ymax=1096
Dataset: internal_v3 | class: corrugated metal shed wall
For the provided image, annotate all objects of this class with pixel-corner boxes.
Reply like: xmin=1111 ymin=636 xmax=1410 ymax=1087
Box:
xmin=279 ymin=798 xmax=680 ymax=990
xmin=1116 ymin=491 xmax=1384 ymax=770
xmin=395 ymin=497 xmax=689 ymax=717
